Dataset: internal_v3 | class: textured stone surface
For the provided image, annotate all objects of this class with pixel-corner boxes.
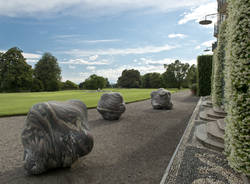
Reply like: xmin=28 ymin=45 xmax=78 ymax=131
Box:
xmin=21 ymin=100 xmax=93 ymax=175
xmin=151 ymin=88 xmax=173 ymax=109
xmin=97 ymin=92 xmax=126 ymax=120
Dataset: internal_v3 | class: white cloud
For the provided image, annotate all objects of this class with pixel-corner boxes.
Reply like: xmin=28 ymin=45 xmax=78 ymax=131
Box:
xmin=139 ymin=57 xmax=196 ymax=66
xmin=86 ymin=66 xmax=96 ymax=71
xmin=195 ymin=45 xmax=201 ymax=50
xmin=22 ymin=53 xmax=41 ymax=59
xmin=168 ymin=34 xmax=187 ymax=39
xmin=0 ymin=49 xmax=41 ymax=63
xmin=60 ymin=58 xmax=110 ymax=65
xmin=81 ymin=65 xmax=163 ymax=83
xmin=178 ymin=2 xmax=217 ymax=27
xmin=55 ymin=37 xmax=121 ymax=44
xmin=0 ymin=0 xmax=214 ymax=18
xmin=77 ymin=57 xmax=197 ymax=83
xmin=61 ymin=76 xmax=83 ymax=84
xmin=82 ymin=39 xmax=121 ymax=44
xmin=193 ymin=39 xmax=215 ymax=52
xmin=89 ymin=55 xmax=98 ymax=61
xmin=64 ymin=44 xmax=177 ymax=57
xmin=53 ymin=34 xmax=80 ymax=39
xmin=201 ymin=39 xmax=216 ymax=47
xmin=69 ymin=65 xmax=76 ymax=69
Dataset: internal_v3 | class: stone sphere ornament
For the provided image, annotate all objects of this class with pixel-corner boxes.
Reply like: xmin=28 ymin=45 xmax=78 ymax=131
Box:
xmin=21 ymin=100 xmax=94 ymax=175
xmin=151 ymin=88 xmax=173 ymax=109
xmin=97 ymin=92 xmax=126 ymax=120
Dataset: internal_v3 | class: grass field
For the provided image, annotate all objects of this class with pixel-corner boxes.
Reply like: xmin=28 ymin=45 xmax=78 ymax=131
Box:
xmin=0 ymin=88 xmax=180 ymax=117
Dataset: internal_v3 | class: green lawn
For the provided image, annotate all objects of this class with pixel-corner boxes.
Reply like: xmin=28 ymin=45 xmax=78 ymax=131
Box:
xmin=0 ymin=88 xmax=179 ymax=117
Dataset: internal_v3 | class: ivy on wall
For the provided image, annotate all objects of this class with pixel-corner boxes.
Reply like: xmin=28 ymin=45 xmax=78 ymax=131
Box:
xmin=211 ymin=21 xmax=227 ymax=107
xmin=224 ymin=0 xmax=250 ymax=176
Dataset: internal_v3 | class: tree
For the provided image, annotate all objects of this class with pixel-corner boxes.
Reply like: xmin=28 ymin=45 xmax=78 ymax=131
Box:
xmin=82 ymin=74 xmax=107 ymax=90
xmin=141 ymin=73 xmax=151 ymax=88
xmin=31 ymin=78 xmax=44 ymax=92
xmin=142 ymin=73 xmax=163 ymax=88
xmin=117 ymin=69 xmax=141 ymax=88
xmin=162 ymin=60 xmax=189 ymax=89
xmin=34 ymin=53 xmax=61 ymax=91
xmin=105 ymin=78 xmax=111 ymax=88
xmin=0 ymin=47 xmax=33 ymax=92
xmin=185 ymin=64 xmax=197 ymax=86
xmin=79 ymin=82 xmax=85 ymax=89
xmin=61 ymin=80 xmax=78 ymax=90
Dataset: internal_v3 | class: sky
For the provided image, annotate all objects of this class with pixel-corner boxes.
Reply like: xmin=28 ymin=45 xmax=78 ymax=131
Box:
xmin=0 ymin=0 xmax=217 ymax=84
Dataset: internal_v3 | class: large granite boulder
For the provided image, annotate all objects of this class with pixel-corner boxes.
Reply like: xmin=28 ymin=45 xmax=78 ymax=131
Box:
xmin=97 ymin=92 xmax=126 ymax=120
xmin=21 ymin=100 xmax=93 ymax=175
xmin=151 ymin=88 xmax=173 ymax=109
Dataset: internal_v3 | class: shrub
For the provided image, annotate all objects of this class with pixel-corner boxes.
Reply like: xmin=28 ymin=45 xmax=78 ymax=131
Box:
xmin=31 ymin=79 xmax=44 ymax=92
xmin=197 ymin=55 xmax=213 ymax=96
xmin=61 ymin=80 xmax=78 ymax=90
xmin=224 ymin=0 xmax=250 ymax=176
xmin=83 ymin=74 xmax=107 ymax=90
xmin=117 ymin=69 xmax=141 ymax=88
xmin=212 ymin=21 xmax=227 ymax=107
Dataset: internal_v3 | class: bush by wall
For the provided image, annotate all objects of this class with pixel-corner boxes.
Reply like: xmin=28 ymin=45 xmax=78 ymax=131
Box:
xmin=211 ymin=21 xmax=227 ymax=107
xmin=197 ymin=55 xmax=213 ymax=96
xmin=224 ymin=0 xmax=250 ymax=176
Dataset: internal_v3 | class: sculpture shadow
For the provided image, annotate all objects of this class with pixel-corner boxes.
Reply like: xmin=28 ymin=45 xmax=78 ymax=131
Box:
xmin=0 ymin=161 xmax=93 ymax=184
xmin=143 ymin=107 xmax=173 ymax=114
xmin=88 ymin=117 xmax=124 ymax=129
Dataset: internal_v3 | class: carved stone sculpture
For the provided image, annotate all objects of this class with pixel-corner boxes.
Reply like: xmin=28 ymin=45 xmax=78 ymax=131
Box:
xmin=97 ymin=92 xmax=126 ymax=120
xmin=151 ymin=88 xmax=173 ymax=109
xmin=21 ymin=100 xmax=93 ymax=175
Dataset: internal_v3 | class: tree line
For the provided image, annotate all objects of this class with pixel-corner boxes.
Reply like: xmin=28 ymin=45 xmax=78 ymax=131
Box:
xmin=117 ymin=60 xmax=196 ymax=89
xmin=0 ymin=47 xmax=196 ymax=92
xmin=0 ymin=47 xmax=74 ymax=92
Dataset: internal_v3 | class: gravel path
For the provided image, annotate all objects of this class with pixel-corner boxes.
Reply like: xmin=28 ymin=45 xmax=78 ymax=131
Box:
xmin=0 ymin=91 xmax=199 ymax=184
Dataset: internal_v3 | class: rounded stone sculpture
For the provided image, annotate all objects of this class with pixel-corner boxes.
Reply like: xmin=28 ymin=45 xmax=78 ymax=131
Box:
xmin=97 ymin=92 xmax=126 ymax=120
xmin=21 ymin=100 xmax=94 ymax=175
xmin=151 ymin=88 xmax=173 ymax=109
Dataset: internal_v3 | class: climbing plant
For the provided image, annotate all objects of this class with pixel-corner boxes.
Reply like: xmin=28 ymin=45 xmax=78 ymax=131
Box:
xmin=224 ymin=0 xmax=250 ymax=176
xmin=211 ymin=21 xmax=227 ymax=107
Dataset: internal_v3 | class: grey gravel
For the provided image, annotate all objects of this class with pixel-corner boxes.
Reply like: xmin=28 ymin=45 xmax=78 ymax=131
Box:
xmin=0 ymin=91 xmax=198 ymax=184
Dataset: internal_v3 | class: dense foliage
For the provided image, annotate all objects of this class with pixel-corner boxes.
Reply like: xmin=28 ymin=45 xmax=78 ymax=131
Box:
xmin=141 ymin=72 xmax=163 ymax=88
xmin=212 ymin=21 xmax=227 ymax=107
xmin=224 ymin=0 xmax=250 ymax=175
xmin=117 ymin=69 xmax=141 ymax=88
xmin=186 ymin=64 xmax=197 ymax=87
xmin=197 ymin=55 xmax=213 ymax=96
xmin=0 ymin=47 xmax=33 ymax=92
xmin=34 ymin=53 xmax=61 ymax=91
xmin=162 ymin=60 xmax=189 ymax=89
xmin=1 ymin=47 xmax=197 ymax=92
xmin=61 ymin=80 xmax=78 ymax=90
xmin=81 ymin=74 xmax=107 ymax=90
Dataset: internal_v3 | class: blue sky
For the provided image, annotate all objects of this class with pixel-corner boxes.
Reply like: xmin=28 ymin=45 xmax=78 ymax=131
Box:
xmin=0 ymin=0 xmax=217 ymax=83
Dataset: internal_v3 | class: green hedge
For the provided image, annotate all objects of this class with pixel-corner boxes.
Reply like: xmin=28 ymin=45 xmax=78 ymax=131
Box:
xmin=224 ymin=0 xmax=250 ymax=176
xmin=211 ymin=21 xmax=227 ymax=107
xmin=197 ymin=55 xmax=213 ymax=96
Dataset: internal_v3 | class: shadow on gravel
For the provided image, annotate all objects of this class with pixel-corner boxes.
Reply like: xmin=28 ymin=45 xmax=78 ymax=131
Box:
xmin=88 ymin=118 xmax=123 ymax=129
xmin=1 ymin=163 xmax=93 ymax=184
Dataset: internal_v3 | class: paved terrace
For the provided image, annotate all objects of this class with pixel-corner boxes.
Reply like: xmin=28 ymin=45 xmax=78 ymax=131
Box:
xmin=0 ymin=91 xmax=199 ymax=184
